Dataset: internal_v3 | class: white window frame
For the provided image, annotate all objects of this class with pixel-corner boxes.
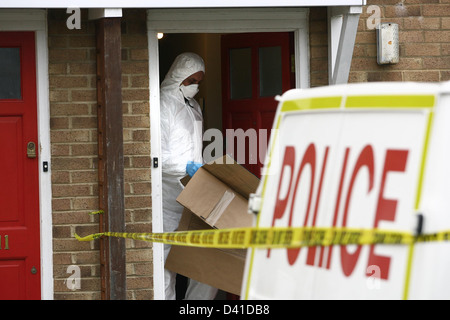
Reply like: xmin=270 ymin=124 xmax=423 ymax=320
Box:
xmin=0 ymin=9 xmax=53 ymax=300
xmin=147 ymin=7 xmax=310 ymax=300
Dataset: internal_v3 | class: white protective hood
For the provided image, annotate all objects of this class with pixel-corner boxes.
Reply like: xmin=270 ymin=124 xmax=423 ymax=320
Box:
xmin=161 ymin=52 xmax=206 ymax=105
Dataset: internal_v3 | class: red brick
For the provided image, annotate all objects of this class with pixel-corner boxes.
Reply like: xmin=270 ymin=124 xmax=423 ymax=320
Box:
xmin=404 ymin=43 xmax=441 ymax=56
xmin=422 ymin=4 xmax=450 ymax=17
xmin=424 ymin=30 xmax=450 ymax=43
xmin=423 ymin=56 xmax=450 ymax=69
xmin=404 ymin=70 xmax=440 ymax=81
xmin=384 ymin=4 xmax=421 ymax=18
xmin=403 ymin=17 xmax=440 ymax=30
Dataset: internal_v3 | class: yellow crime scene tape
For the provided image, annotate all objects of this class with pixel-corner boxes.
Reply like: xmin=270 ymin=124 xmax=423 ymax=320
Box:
xmin=75 ymin=224 xmax=450 ymax=249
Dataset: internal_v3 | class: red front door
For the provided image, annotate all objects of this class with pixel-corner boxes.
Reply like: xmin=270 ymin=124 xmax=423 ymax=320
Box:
xmin=221 ymin=32 xmax=294 ymax=177
xmin=0 ymin=32 xmax=41 ymax=300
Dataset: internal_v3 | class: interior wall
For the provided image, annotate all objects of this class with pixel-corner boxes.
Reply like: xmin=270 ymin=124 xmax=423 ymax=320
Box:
xmin=158 ymin=33 xmax=223 ymax=131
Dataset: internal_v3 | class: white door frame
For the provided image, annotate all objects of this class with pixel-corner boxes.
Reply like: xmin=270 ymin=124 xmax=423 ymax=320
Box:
xmin=147 ymin=7 xmax=310 ymax=299
xmin=0 ymin=9 xmax=53 ymax=300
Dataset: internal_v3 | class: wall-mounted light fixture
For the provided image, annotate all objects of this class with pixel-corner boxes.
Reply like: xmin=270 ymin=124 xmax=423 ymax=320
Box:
xmin=376 ymin=23 xmax=399 ymax=65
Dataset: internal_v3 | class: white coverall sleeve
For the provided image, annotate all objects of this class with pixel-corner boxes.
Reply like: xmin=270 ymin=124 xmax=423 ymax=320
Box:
xmin=160 ymin=101 xmax=187 ymax=176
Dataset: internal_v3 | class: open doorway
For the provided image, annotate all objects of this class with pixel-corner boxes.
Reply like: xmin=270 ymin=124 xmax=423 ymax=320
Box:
xmin=158 ymin=31 xmax=295 ymax=299
xmin=159 ymin=32 xmax=295 ymax=177
xmin=147 ymin=7 xmax=309 ymax=300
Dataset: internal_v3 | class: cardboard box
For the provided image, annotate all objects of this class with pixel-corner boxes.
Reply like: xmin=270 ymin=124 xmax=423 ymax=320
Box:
xmin=165 ymin=155 xmax=260 ymax=295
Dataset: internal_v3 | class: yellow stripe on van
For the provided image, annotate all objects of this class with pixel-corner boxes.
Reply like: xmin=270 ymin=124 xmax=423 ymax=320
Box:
xmin=415 ymin=111 xmax=434 ymax=211
xmin=404 ymin=110 xmax=435 ymax=300
xmin=281 ymin=96 xmax=342 ymax=112
xmin=345 ymin=95 xmax=436 ymax=108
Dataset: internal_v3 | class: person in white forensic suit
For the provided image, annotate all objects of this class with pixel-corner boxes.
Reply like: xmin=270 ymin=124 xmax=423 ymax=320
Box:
xmin=160 ymin=52 xmax=218 ymax=300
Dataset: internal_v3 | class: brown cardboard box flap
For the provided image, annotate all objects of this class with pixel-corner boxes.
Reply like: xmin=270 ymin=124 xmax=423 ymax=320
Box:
xmin=176 ymin=155 xmax=259 ymax=229
xmin=201 ymin=155 xmax=260 ymax=199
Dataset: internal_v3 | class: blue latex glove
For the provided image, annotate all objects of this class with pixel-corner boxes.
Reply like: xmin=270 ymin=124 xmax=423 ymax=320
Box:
xmin=186 ymin=161 xmax=203 ymax=177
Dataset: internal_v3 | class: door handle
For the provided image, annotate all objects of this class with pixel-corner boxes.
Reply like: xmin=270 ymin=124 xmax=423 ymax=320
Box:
xmin=0 ymin=235 xmax=9 ymax=250
xmin=27 ymin=142 xmax=36 ymax=158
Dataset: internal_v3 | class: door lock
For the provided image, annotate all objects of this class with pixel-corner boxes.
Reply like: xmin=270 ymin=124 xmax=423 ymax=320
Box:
xmin=27 ymin=142 xmax=36 ymax=158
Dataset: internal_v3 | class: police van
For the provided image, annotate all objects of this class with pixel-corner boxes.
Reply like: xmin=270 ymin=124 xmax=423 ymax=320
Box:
xmin=242 ymin=81 xmax=450 ymax=299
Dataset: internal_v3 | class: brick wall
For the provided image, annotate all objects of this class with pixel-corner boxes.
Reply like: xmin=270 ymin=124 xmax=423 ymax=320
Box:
xmin=351 ymin=0 xmax=450 ymax=83
xmin=49 ymin=9 xmax=152 ymax=300
xmin=309 ymin=2 xmax=450 ymax=86
xmin=309 ymin=7 xmax=329 ymax=87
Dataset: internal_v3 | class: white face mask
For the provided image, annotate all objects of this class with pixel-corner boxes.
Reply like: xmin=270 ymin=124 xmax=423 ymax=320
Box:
xmin=180 ymin=84 xmax=199 ymax=100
